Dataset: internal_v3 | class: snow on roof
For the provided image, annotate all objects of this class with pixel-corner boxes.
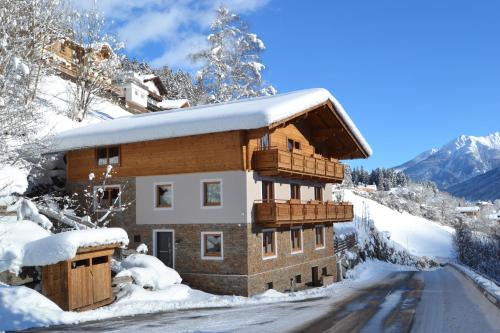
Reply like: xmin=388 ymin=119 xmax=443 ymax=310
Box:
xmin=0 ymin=221 xmax=128 ymax=273
xmin=456 ymin=206 xmax=480 ymax=213
xmin=50 ymin=88 xmax=372 ymax=157
xmin=157 ymin=99 xmax=190 ymax=110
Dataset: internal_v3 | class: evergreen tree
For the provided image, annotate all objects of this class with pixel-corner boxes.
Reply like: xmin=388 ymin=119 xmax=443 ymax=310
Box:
xmin=190 ymin=6 xmax=276 ymax=103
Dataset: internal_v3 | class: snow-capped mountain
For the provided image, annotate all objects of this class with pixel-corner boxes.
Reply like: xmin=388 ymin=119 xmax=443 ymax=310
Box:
xmin=394 ymin=132 xmax=500 ymax=190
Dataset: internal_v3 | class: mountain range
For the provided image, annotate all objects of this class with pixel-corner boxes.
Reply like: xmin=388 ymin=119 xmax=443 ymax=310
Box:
xmin=394 ymin=132 xmax=500 ymax=201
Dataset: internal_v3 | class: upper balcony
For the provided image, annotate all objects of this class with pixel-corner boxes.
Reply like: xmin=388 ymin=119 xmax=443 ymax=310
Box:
xmin=254 ymin=200 xmax=353 ymax=228
xmin=252 ymin=148 xmax=344 ymax=183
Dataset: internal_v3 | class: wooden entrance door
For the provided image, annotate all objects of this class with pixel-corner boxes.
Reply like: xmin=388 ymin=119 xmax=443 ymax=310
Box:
xmin=155 ymin=231 xmax=174 ymax=268
xmin=312 ymin=266 xmax=319 ymax=286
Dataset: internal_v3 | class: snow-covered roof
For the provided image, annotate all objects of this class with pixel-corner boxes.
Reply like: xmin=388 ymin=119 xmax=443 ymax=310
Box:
xmin=157 ymin=99 xmax=190 ymax=110
xmin=50 ymin=88 xmax=372 ymax=157
xmin=456 ymin=206 xmax=480 ymax=213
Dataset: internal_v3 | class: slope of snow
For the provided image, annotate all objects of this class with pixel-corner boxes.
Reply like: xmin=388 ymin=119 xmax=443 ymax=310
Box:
xmin=50 ymin=88 xmax=372 ymax=157
xmin=0 ymin=75 xmax=133 ymax=197
xmin=342 ymin=190 xmax=455 ymax=260
xmin=0 ymin=259 xmax=411 ymax=331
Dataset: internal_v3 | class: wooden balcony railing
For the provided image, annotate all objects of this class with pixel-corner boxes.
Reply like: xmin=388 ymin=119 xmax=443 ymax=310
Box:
xmin=252 ymin=148 xmax=344 ymax=183
xmin=254 ymin=200 xmax=353 ymax=227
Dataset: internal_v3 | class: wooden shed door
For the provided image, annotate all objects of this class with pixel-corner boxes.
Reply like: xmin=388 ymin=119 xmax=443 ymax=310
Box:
xmin=70 ymin=259 xmax=93 ymax=309
xmin=155 ymin=231 xmax=174 ymax=268
xmin=92 ymin=255 xmax=112 ymax=302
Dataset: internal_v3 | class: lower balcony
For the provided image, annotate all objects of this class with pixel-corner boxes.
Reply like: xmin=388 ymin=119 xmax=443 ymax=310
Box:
xmin=254 ymin=200 xmax=353 ymax=227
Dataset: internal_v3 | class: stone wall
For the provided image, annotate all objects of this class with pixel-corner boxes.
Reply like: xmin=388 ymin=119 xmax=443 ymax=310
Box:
xmin=246 ymin=224 xmax=337 ymax=295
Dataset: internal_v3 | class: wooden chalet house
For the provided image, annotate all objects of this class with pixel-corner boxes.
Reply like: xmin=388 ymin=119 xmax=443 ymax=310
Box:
xmin=52 ymin=88 xmax=372 ymax=296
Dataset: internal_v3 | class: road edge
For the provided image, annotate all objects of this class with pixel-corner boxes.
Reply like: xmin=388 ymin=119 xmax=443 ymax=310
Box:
xmin=447 ymin=263 xmax=500 ymax=309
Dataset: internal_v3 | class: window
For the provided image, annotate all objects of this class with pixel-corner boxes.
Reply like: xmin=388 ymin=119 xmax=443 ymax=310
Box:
xmin=315 ymin=226 xmax=325 ymax=249
xmin=155 ymin=183 xmax=173 ymax=209
xmin=267 ymin=282 xmax=274 ymax=290
xmin=202 ymin=180 xmax=222 ymax=207
xmin=295 ymin=274 xmax=302 ymax=284
xmin=201 ymin=232 xmax=223 ymax=260
xmin=314 ymin=187 xmax=323 ymax=201
xmin=94 ymin=186 xmax=120 ymax=210
xmin=262 ymin=181 xmax=274 ymax=202
xmin=260 ymin=132 xmax=269 ymax=149
xmin=262 ymin=230 xmax=277 ymax=258
xmin=291 ymin=184 xmax=301 ymax=200
xmin=290 ymin=227 xmax=303 ymax=253
xmin=322 ymin=267 xmax=328 ymax=276
xmin=96 ymin=146 xmax=120 ymax=166
xmin=287 ymin=138 xmax=301 ymax=151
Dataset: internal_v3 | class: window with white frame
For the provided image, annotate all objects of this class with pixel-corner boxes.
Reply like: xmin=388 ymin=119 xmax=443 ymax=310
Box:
xmin=315 ymin=225 xmax=325 ymax=249
xmin=94 ymin=185 xmax=121 ymax=211
xmin=201 ymin=232 xmax=223 ymax=259
xmin=155 ymin=183 xmax=173 ymax=209
xmin=290 ymin=227 xmax=303 ymax=253
xmin=202 ymin=180 xmax=222 ymax=207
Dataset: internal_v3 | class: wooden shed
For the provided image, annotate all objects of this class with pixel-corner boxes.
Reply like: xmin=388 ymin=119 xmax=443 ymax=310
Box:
xmin=42 ymin=244 xmax=118 ymax=311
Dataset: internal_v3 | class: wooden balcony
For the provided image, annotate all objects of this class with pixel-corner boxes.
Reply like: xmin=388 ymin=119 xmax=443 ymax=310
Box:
xmin=254 ymin=200 xmax=353 ymax=227
xmin=252 ymin=148 xmax=344 ymax=183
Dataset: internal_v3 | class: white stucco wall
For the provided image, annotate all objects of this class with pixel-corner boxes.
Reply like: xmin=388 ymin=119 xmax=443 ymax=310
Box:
xmin=136 ymin=171 xmax=248 ymax=225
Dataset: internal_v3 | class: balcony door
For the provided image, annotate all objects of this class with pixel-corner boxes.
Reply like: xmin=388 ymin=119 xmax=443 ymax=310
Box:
xmin=154 ymin=230 xmax=175 ymax=268
xmin=262 ymin=181 xmax=274 ymax=202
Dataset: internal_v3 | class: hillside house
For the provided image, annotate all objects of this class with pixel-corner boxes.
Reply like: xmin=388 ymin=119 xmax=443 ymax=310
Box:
xmin=45 ymin=39 xmax=113 ymax=80
xmin=114 ymin=72 xmax=190 ymax=114
xmin=52 ymin=88 xmax=372 ymax=296
xmin=456 ymin=206 xmax=480 ymax=217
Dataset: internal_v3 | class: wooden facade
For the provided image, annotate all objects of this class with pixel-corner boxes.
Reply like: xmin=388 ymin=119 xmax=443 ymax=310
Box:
xmin=254 ymin=201 xmax=353 ymax=227
xmin=41 ymin=245 xmax=116 ymax=311
xmin=67 ymin=102 xmax=365 ymax=183
xmin=67 ymin=131 xmax=245 ymax=181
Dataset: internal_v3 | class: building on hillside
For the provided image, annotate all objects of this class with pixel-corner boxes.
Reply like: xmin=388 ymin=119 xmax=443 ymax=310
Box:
xmin=51 ymin=88 xmax=372 ymax=296
xmin=456 ymin=206 xmax=480 ymax=217
xmin=113 ymin=72 xmax=190 ymax=114
xmin=45 ymin=38 xmax=113 ymax=80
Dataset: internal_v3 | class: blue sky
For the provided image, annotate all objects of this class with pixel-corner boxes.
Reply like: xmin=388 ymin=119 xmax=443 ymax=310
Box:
xmin=92 ymin=0 xmax=500 ymax=170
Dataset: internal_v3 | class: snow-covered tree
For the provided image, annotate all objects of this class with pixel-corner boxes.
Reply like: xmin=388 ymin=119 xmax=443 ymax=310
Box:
xmin=155 ymin=66 xmax=208 ymax=105
xmin=66 ymin=4 xmax=123 ymax=121
xmin=190 ymin=6 xmax=276 ymax=103
xmin=0 ymin=0 xmax=67 ymax=168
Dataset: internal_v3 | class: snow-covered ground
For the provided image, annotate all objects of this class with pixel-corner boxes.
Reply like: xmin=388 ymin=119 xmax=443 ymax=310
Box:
xmin=337 ymin=190 xmax=455 ymax=261
xmin=0 ymin=259 xmax=412 ymax=331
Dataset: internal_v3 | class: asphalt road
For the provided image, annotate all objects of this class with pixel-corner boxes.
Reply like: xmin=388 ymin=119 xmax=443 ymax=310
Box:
xmin=26 ymin=266 xmax=500 ymax=333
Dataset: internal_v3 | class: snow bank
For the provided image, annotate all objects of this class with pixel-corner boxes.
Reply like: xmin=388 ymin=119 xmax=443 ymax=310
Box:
xmin=0 ymin=166 xmax=28 ymax=198
xmin=452 ymin=263 xmax=500 ymax=299
xmin=0 ymin=222 xmax=128 ymax=273
xmin=0 ymin=221 xmax=51 ymax=273
xmin=0 ymin=283 xmax=73 ymax=331
xmin=50 ymin=88 xmax=372 ymax=157
xmin=116 ymin=254 xmax=182 ymax=290
xmin=343 ymin=190 xmax=455 ymax=260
